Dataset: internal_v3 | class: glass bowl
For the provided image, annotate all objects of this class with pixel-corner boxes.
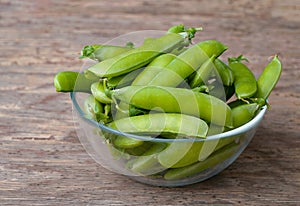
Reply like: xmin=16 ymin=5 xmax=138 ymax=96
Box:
xmin=71 ymin=91 xmax=267 ymax=187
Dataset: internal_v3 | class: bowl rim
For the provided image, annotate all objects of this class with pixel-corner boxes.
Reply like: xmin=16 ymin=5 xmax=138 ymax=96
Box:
xmin=71 ymin=92 xmax=267 ymax=143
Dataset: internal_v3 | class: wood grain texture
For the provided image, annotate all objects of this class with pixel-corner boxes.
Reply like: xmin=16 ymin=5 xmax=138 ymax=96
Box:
xmin=0 ymin=0 xmax=299 ymax=205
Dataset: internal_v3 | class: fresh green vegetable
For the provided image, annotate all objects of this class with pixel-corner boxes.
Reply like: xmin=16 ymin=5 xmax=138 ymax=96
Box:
xmin=214 ymin=58 xmax=234 ymax=86
xmin=90 ymin=81 xmax=112 ymax=104
xmin=87 ymin=26 xmax=201 ymax=78
xmin=109 ymin=113 xmax=208 ymax=139
xmin=54 ymin=71 xmax=97 ymax=92
xmin=189 ymin=55 xmax=217 ymax=89
xmin=132 ymin=53 xmax=177 ymax=86
xmin=84 ymin=95 xmax=104 ymax=120
xmin=54 ymin=25 xmax=283 ymax=183
xmin=80 ymin=43 xmax=134 ymax=61
xmin=113 ymin=135 xmax=144 ymax=149
xmin=126 ymin=142 xmax=167 ymax=175
xmin=112 ymin=85 xmax=233 ymax=127
xmin=255 ymin=55 xmax=282 ymax=99
xmin=231 ymin=103 xmax=260 ymax=128
xmin=164 ymin=142 xmax=239 ymax=180
xmin=228 ymin=55 xmax=257 ymax=99
xmin=107 ymin=68 xmax=144 ymax=88
xmin=157 ymin=132 xmax=238 ymax=169
xmin=144 ymin=40 xmax=227 ymax=87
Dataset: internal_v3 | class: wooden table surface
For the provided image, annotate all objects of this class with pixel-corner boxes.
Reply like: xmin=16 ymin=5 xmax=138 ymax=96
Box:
xmin=1 ymin=0 xmax=299 ymax=205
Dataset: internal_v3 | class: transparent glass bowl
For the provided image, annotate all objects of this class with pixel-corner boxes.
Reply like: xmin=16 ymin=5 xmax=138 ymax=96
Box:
xmin=71 ymin=92 xmax=267 ymax=187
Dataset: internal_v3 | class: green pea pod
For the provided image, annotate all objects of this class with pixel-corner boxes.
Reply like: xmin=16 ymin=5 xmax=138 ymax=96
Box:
xmin=132 ymin=53 xmax=177 ymax=86
xmin=54 ymin=71 xmax=97 ymax=93
xmin=108 ymin=113 xmax=209 ymax=138
xmin=88 ymin=27 xmax=201 ymax=78
xmin=189 ymin=55 xmax=217 ymax=88
xmin=158 ymin=131 xmax=238 ymax=168
xmin=107 ymin=68 xmax=144 ymax=88
xmin=84 ymin=69 xmax=102 ymax=81
xmin=189 ymin=55 xmax=227 ymax=101
xmin=112 ymin=85 xmax=233 ymax=127
xmin=255 ymin=55 xmax=282 ymax=99
xmin=158 ymin=141 xmax=203 ymax=168
xmin=207 ymin=124 xmax=225 ymax=136
xmin=113 ymin=135 xmax=144 ymax=149
xmin=110 ymin=112 xmax=208 ymax=149
xmin=126 ymin=142 xmax=167 ymax=175
xmin=198 ymin=131 xmax=238 ymax=161
xmin=228 ymin=56 xmax=257 ymax=99
xmin=214 ymin=58 xmax=234 ymax=86
xmin=164 ymin=142 xmax=239 ymax=180
xmin=87 ymin=33 xmax=180 ymax=78
xmin=145 ymin=40 xmax=228 ymax=87
xmin=231 ymin=103 xmax=260 ymax=128
xmin=80 ymin=44 xmax=134 ymax=61
xmin=124 ymin=141 xmax=153 ymax=156
xmin=198 ymin=124 xmax=225 ymax=162
xmin=83 ymin=95 xmax=104 ymax=121
xmin=167 ymin=24 xmax=186 ymax=34
xmin=90 ymin=82 xmax=112 ymax=104
xmin=112 ymin=101 xmax=130 ymax=120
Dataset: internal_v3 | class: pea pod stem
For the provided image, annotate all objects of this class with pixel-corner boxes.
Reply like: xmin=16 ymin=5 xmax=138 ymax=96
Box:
xmin=168 ymin=24 xmax=203 ymax=44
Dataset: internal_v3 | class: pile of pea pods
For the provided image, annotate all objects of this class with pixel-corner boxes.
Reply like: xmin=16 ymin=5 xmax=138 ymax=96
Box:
xmin=54 ymin=24 xmax=282 ymax=180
